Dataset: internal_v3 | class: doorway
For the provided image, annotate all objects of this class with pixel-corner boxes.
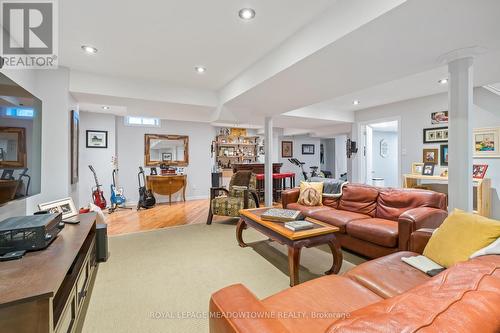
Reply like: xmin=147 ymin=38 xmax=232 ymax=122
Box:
xmin=360 ymin=120 xmax=400 ymax=188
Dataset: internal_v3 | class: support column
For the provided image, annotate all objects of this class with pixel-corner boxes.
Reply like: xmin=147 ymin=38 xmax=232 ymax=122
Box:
xmin=447 ymin=57 xmax=473 ymax=212
xmin=264 ymin=117 xmax=273 ymax=207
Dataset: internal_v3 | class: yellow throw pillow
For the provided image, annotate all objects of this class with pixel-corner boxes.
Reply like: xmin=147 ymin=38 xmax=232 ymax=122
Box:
xmin=297 ymin=181 xmax=323 ymax=206
xmin=423 ymin=209 xmax=500 ymax=268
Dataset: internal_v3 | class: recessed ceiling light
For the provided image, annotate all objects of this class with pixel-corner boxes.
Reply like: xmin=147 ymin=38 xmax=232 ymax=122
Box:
xmin=238 ymin=8 xmax=256 ymax=20
xmin=81 ymin=45 xmax=97 ymax=54
xmin=102 ymin=106 xmax=110 ymax=110
xmin=353 ymin=100 xmax=360 ymax=105
xmin=195 ymin=66 xmax=206 ymax=74
xmin=438 ymin=78 xmax=448 ymax=84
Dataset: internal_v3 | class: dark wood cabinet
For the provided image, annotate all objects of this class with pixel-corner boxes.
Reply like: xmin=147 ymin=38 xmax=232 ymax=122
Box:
xmin=0 ymin=213 xmax=98 ymax=333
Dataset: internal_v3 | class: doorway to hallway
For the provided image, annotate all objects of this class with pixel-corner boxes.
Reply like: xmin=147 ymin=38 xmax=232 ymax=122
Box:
xmin=360 ymin=120 xmax=400 ymax=188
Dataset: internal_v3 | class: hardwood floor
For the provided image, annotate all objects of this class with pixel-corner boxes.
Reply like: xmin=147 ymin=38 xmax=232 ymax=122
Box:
xmin=104 ymin=199 xmax=236 ymax=236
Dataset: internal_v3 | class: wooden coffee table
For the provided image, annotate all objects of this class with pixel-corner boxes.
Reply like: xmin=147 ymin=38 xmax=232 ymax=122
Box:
xmin=238 ymin=208 xmax=343 ymax=287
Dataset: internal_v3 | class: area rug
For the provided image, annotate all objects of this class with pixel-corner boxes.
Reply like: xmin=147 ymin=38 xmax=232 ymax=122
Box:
xmin=81 ymin=221 xmax=363 ymax=333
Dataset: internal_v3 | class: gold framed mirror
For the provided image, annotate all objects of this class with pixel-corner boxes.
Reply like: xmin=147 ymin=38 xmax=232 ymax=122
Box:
xmin=0 ymin=127 xmax=26 ymax=168
xmin=144 ymin=134 xmax=189 ymax=167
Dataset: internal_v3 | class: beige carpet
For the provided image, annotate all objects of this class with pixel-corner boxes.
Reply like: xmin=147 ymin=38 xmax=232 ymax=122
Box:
xmin=81 ymin=221 xmax=364 ymax=333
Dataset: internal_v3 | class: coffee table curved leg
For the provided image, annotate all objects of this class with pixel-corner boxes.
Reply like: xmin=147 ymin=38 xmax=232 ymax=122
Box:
xmin=325 ymin=236 xmax=343 ymax=275
xmin=288 ymin=246 xmax=301 ymax=287
xmin=236 ymin=219 xmax=248 ymax=248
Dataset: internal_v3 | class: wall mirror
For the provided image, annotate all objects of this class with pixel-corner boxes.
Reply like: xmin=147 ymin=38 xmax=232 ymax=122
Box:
xmin=144 ymin=134 xmax=189 ymax=167
xmin=0 ymin=127 xmax=26 ymax=168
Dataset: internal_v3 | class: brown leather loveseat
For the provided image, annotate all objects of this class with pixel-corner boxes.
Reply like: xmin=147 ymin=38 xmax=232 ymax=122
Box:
xmin=209 ymin=229 xmax=500 ymax=333
xmin=282 ymin=184 xmax=448 ymax=258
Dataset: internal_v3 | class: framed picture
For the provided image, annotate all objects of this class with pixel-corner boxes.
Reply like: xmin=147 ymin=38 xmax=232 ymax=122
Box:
xmin=472 ymin=164 xmax=488 ymax=179
xmin=302 ymin=144 xmax=315 ymax=155
xmin=431 ymin=111 xmax=448 ymax=124
xmin=440 ymin=144 xmax=448 ymax=166
xmin=86 ymin=130 xmax=108 ymax=148
xmin=70 ymin=110 xmax=79 ymax=184
xmin=162 ymin=152 xmax=172 ymax=161
xmin=423 ymin=148 xmax=439 ymax=164
xmin=423 ymin=127 xmax=448 ymax=144
xmin=422 ymin=163 xmax=435 ymax=176
xmin=412 ymin=162 xmax=424 ymax=174
xmin=281 ymin=141 xmax=293 ymax=158
xmin=38 ymin=197 xmax=78 ymax=220
xmin=473 ymin=127 xmax=500 ymax=158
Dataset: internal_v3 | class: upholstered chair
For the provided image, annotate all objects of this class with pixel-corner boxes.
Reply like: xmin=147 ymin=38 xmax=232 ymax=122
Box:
xmin=207 ymin=171 xmax=259 ymax=225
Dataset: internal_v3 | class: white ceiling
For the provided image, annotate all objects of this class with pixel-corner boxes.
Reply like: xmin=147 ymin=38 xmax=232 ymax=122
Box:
xmin=60 ymin=0 xmax=333 ymax=90
xmin=66 ymin=0 xmax=500 ymax=133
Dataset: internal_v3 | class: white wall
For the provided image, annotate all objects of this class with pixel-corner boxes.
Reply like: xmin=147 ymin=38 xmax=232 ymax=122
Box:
xmin=334 ymin=134 xmax=348 ymax=178
xmin=352 ymin=89 xmax=500 ymax=218
xmin=371 ymin=130 xmax=398 ymax=187
xmin=78 ymin=112 xmax=116 ymax=207
xmin=0 ymin=68 xmax=75 ymax=218
xmin=279 ymin=134 xmax=321 ymax=182
xmin=116 ymin=118 xmax=216 ymax=203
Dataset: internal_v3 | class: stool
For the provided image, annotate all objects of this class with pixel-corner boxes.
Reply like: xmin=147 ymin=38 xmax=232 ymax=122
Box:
xmin=256 ymin=174 xmax=265 ymax=202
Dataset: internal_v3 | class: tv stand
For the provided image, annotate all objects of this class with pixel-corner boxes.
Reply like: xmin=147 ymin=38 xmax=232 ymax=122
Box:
xmin=0 ymin=213 xmax=99 ymax=333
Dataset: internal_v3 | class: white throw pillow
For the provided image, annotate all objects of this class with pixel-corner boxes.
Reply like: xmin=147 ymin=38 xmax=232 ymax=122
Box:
xmin=470 ymin=237 xmax=500 ymax=258
xmin=89 ymin=203 xmax=107 ymax=224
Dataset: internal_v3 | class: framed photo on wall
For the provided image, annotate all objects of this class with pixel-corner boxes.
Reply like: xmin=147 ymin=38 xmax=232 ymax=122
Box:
xmin=431 ymin=111 xmax=448 ymax=124
xmin=423 ymin=148 xmax=439 ymax=164
xmin=70 ymin=110 xmax=79 ymax=184
xmin=423 ymin=127 xmax=448 ymax=144
xmin=281 ymin=141 xmax=293 ymax=158
xmin=473 ymin=127 xmax=500 ymax=158
xmin=86 ymin=130 xmax=108 ymax=148
xmin=162 ymin=152 xmax=172 ymax=161
xmin=440 ymin=144 xmax=448 ymax=166
xmin=472 ymin=164 xmax=488 ymax=179
xmin=302 ymin=144 xmax=315 ymax=155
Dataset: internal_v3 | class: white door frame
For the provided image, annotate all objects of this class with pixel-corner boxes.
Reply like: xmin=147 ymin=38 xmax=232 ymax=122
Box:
xmin=357 ymin=116 xmax=402 ymax=187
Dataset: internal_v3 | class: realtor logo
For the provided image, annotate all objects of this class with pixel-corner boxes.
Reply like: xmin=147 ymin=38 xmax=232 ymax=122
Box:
xmin=0 ymin=0 xmax=58 ymax=68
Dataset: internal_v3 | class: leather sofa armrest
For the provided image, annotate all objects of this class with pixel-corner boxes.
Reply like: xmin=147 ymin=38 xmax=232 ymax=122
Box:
xmin=409 ymin=228 xmax=435 ymax=254
xmin=281 ymin=188 xmax=300 ymax=208
xmin=209 ymin=284 xmax=290 ymax=333
xmin=398 ymin=207 xmax=447 ymax=251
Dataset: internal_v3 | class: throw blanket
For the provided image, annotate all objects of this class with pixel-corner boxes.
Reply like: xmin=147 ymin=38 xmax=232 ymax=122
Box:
xmin=309 ymin=177 xmax=348 ymax=198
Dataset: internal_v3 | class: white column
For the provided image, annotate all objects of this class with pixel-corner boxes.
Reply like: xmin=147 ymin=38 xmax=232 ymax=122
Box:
xmin=447 ymin=57 xmax=473 ymax=212
xmin=264 ymin=117 xmax=273 ymax=206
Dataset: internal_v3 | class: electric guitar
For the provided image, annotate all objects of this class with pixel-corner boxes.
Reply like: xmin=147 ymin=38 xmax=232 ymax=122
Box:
xmin=88 ymin=165 xmax=107 ymax=209
xmin=110 ymin=156 xmax=127 ymax=209
xmin=137 ymin=166 xmax=156 ymax=209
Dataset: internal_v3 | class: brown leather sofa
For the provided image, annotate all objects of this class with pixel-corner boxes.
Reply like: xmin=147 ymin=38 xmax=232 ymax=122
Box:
xmin=282 ymin=184 xmax=448 ymax=258
xmin=209 ymin=229 xmax=500 ymax=333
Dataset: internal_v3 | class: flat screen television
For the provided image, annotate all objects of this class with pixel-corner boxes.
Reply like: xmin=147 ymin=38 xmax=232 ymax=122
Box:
xmin=0 ymin=73 xmax=42 ymax=205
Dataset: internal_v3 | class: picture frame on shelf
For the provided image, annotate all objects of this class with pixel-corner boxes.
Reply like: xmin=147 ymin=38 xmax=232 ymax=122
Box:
xmin=162 ymin=152 xmax=172 ymax=161
xmin=38 ymin=197 xmax=78 ymax=220
xmin=431 ymin=111 xmax=448 ymax=124
xmin=281 ymin=141 xmax=293 ymax=158
xmin=411 ymin=162 xmax=424 ymax=175
xmin=472 ymin=164 xmax=488 ymax=179
xmin=440 ymin=144 xmax=448 ymax=166
xmin=302 ymin=144 xmax=315 ymax=155
xmin=473 ymin=127 xmax=500 ymax=158
xmin=423 ymin=148 xmax=439 ymax=164
xmin=423 ymin=127 xmax=448 ymax=144
xmin=86 ymin=130 xmax=108 ymax=148
xmin=422 ymin=163 xmax=435 ymax=176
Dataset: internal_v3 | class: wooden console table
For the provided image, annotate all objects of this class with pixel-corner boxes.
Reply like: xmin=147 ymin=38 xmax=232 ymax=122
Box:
xmin=403 ymin=174 xmax=491 ymax=217
xmin=0 ymin=213 xmax=98 ymax=333
xmin=147 ymin=174 xmax=187 ymax=204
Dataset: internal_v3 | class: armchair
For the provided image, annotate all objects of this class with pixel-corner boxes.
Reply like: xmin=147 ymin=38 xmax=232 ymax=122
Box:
xmin=207 ymin=171 xmax=259 ymax=225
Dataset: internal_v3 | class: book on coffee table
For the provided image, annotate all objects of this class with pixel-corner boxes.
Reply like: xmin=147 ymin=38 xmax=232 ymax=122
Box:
xmin=260 ymin=208 xmax=303 ymax=222
xmin=284 ymin=220 xmax=314 ymax=231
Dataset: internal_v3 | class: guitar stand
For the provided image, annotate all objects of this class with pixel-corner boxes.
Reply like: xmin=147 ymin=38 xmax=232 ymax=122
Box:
xmin=108 ymin=204 xmax=133 ymax=214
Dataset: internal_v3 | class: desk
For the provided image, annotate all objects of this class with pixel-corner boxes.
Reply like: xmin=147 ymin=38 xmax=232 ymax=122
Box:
xmin=403 ymin=174 xmax=491 ymax=217
xmin=147 ymin=174 xmax=187 ymax=204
